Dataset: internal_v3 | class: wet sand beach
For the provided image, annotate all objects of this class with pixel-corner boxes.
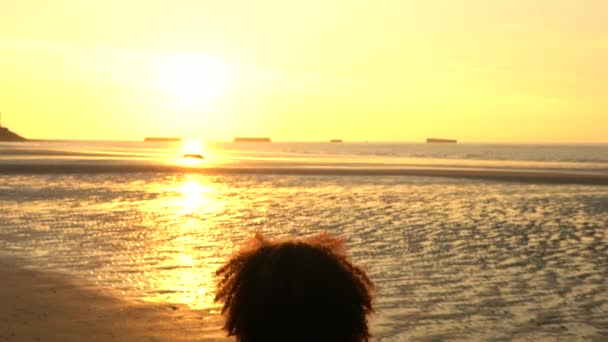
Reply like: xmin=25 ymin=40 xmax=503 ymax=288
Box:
xmin=1 ymin=142 xmax=607 ymax=340
xmin=0 ymin=260 xmax=231 ymax=342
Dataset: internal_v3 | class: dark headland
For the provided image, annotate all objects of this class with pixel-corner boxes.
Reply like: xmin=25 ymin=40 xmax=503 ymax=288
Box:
xmin=0 ymin=113 xmax=27 ymax=141
xmin=330 ymin=139 xmax=343 ymax=143
xmin=0 ymin=127 xmax=27 ymax=142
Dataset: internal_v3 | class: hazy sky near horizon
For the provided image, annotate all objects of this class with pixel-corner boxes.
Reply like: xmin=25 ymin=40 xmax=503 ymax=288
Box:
xmin=1 ymin=0 xmax=607 ymax=142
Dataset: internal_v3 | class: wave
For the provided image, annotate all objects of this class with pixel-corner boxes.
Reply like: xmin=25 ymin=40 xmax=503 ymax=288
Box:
xmin=0 ymin=163 xmax=607 ymax=185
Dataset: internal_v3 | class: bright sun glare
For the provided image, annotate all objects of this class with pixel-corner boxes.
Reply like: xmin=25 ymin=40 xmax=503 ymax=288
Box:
xmin=157 ymin=54 xmax=230 ymax=109
xmin=182 ymin=139 xmax=204 ymax=155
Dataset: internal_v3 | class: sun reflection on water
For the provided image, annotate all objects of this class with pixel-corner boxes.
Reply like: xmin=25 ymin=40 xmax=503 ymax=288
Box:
xmin=151 ymin=250 xmax=217 ymax=308
xmin=149 ymin=174 xmax=228 ymax=219
xmin=176 ymin=178 xmax=213 ymax=215
xmin=140 ymin=174 xmax=231 ymax=309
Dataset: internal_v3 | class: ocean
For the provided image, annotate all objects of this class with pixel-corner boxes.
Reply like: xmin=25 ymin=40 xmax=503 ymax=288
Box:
xmin=1 ymin=141 xmax=607 ymax=340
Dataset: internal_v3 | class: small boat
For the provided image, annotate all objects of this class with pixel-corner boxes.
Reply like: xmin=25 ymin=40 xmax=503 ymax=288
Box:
xmin=183 ymin=154 xmax=205 ymax=159
xmin=330 ymin=139 xmax=343 ymax=143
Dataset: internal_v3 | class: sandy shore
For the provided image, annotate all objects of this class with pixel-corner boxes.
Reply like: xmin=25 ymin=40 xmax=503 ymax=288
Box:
xmin=0 ymin=260 xmax=232 ymax=342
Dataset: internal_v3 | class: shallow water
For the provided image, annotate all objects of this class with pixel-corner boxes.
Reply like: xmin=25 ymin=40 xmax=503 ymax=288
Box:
xmin=2 ymin=141 xmax=608 ymax=173
xmin=1 ymin=172 xmax=607 ymax=340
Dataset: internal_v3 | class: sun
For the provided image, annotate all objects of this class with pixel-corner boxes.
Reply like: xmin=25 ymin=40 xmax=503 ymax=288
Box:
xmin=157 ymin=54 xmax=230 ymax=109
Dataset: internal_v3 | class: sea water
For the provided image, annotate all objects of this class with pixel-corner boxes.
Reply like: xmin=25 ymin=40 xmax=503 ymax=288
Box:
xmin=0 ymin=141 xmax=607 ymax=340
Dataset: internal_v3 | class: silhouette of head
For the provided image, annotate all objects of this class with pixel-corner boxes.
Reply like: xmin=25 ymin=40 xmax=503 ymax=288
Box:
xmin=215 ymin=233 xmax=374 ymax=342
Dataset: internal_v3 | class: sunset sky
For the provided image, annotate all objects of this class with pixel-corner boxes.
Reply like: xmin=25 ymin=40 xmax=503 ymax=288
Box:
xmin=1 ymin=0 xmax=606 ymax=142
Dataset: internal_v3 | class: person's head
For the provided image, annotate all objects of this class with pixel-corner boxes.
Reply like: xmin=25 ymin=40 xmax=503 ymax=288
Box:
xmin=215 ymin=233 xmax=374 ymax=342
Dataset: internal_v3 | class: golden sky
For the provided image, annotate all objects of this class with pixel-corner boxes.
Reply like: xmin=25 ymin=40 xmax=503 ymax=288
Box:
xmin=1 ymin=0 xmax=606 ymax=142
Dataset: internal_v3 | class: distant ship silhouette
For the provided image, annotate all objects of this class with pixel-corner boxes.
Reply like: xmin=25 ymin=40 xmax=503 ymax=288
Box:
xmin=234 ymin=137 xmax=271 ymax=142
xmin=183 ymin=154 xmax=204 ymax=159
xmin=144 ymin=137 xmax=182 ymax=142
xmin=426 ymin=138 xmax=457 ymax=143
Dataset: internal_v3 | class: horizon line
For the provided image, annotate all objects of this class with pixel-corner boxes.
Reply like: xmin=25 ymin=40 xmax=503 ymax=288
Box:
xmin=11 ymin=137 xmax=608 ymax=145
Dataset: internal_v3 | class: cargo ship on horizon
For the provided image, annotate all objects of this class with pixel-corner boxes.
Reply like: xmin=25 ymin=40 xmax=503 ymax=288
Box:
xmin=426 ymin=138 xmax=457 ymax=144
xmin=234 ymin=137 xmax=271 ymax=142
xmin=144 ymin=137 xmax=182 ymax=142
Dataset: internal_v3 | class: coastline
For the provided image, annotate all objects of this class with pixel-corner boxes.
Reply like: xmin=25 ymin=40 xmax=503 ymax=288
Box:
xmin=0 ymin=259 xmax=231 ymax=342
xmin=0 ymin=127 xmax=27 ymax=142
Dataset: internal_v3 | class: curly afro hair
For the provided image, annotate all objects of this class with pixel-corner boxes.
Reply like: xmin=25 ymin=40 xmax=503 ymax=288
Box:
xmin=215 ymin=233 xmax=374 ymax=342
